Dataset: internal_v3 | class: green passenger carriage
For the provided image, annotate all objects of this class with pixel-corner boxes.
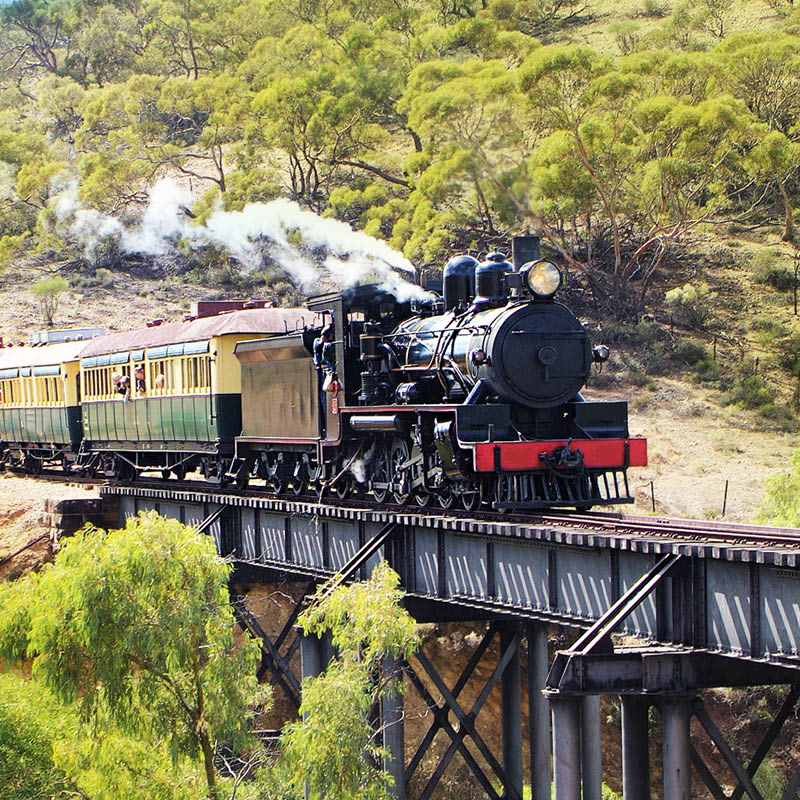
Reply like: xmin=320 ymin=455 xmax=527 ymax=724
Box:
xmin=76 ymin=307 xmax=319 ymax=480
xmin=0 ymin=340 xmax=87 ymax=473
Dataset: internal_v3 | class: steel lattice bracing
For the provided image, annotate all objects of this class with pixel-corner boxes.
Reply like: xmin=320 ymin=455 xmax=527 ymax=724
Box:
xmin=106 ymin=484 xmax=800 ymax=666
xmin=104 ymin=485 xmax=800 ymax=800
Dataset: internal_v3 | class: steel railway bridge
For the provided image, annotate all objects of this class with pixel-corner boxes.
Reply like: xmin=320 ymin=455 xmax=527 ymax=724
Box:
xmin=97 ymin=483 xmax=800 ymax=800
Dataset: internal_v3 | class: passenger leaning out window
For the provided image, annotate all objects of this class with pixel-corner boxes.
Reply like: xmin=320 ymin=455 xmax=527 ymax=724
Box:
xmin=134 ymin=366 xmax=146 ymax=396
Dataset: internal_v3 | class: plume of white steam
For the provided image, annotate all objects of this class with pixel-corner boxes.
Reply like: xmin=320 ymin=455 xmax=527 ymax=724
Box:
xmin=55 ymin=179 xmax=428 ymax=301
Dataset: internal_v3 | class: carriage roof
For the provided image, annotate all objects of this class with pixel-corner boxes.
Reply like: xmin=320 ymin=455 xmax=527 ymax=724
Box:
xmin=78 ymin=308 xmax=322 ymax=358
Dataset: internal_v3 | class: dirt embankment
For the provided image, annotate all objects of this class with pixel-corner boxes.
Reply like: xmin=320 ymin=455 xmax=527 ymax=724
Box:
xmin=0 ymin=474 xmax=99 ymax=580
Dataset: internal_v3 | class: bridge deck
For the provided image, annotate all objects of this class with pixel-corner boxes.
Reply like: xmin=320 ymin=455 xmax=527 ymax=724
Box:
xmin=102 ymin=484 xmax=800 ymax=669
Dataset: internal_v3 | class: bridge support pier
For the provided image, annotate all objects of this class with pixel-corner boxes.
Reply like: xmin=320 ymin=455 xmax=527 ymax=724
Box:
xmin=662 ymin=696 xmax=693 ymax=800
xmin=381 ymin=654 xmax=405 ymax=800
xmin=621 ymin=696 xmax=650 ymax=800
xmin=527 ymin=623 xmax=551 ymax=800
xmin=551 ymin=696 xmax=582 ymax=800
xmin=501 ymin=623 xmax=523 ymax=800
xmin=581 ymin=695 xmax=602 ymax=800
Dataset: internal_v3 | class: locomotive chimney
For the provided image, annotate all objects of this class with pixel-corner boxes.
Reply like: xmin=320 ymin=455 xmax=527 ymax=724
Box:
xmin=511 ymin=234 xmax=541 ymax=271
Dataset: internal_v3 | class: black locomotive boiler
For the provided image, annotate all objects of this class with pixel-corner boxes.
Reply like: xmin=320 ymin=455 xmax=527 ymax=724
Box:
xmin=232 ymin=235 xmax=647 ymax=510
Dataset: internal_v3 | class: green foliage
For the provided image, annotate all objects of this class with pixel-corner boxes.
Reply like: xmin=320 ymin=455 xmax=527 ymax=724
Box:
xmin=0 ymin=232 xmax=29 ymax=268
xmin=0 ymin=673 xmax=74 ymax=800
xmin=29 ymin=275 xmax=69 ymax=325
xmin=664 ymin=282 xmax=717 ymax=328
xmin=672 ymin=339 xmax=708 ymax=366
xmin=0 ymin=512 xmax=264 ymax=800
xmin=610 ymin=20 xmax=641 ymax=53
xmin=723 ymin=368 xmax=776 ymax=409
xmin=0 ymin=672 xmax=208 ymax=800
xmin=639 ymin=0 xmax=668 ymax=16
xmin=275 ymin=562 xmax=419 ymax=800
xmin=1 ymin=0 xmax=800 ymax=322
xmin=753 ymin=758 xmax=788 ymax=800
xmin=751 ymin=249 xmax=796 ymax=291
xmin=757 ymin=448 xmax=800 ymax=527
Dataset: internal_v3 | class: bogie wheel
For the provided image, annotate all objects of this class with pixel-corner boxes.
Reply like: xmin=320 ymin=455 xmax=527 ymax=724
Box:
xmin=161 ymin=468 xmax=171 ymax=481
xmin=390 ymin=439 xmax=411 ymax=505
xmin=172 ymin=463 xmax=187 ymax=481
xmin=235 ymin=466 xmax=250 ymax=491
xmin=115 ymin=457 xmax=136 ymax=482
xmin=460 ymin=485 xmax=482 ymax=512
xmin=26 ymin=454 xmax=43 ymax=476
xmin=290 ymin=463 xmax=308 ymax=496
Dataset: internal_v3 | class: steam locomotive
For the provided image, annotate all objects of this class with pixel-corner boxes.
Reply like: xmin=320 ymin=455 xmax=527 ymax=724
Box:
xmin=232 ymin=235 xmax=646 ymax=510
xmin=0 ymin=235 xmax=646 ymax=511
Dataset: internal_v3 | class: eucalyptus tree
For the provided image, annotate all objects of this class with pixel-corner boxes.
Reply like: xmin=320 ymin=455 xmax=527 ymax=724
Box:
xmin=274 ymin=562 xmax=419 ymax=800
xmin=0 ymin=512 xmax=264 ymax=800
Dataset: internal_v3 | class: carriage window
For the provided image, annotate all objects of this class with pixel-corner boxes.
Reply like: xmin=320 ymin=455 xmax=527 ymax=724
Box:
xmin=83 ymin=366 xmax=118 ymax=400
xmin=148 ymin=359 xmax=171 ymax=394
xmin=182 ymin=355 xmax=210 ymax=392
xmin=21 ymin=375 xmax=32 ymax=406
xmin=0 ymin=378 xmax=19 ymax=405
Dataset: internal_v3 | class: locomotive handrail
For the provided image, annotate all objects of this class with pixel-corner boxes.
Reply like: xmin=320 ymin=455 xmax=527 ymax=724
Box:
xmin=384 ymin=321 xmax=491 ymax=379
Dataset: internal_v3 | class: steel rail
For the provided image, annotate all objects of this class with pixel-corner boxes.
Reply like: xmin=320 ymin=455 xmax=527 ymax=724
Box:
xmin=8 ymin=469 xmax=800 ymax=548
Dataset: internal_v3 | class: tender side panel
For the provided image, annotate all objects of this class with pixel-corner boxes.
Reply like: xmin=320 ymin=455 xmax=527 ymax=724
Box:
xmin=473 ymin=438 xmax=647 ymax=472
xmin=236 ymin=335 xmax=319 ymax=440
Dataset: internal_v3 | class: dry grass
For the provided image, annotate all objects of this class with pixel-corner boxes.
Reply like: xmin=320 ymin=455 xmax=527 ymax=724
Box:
xmin=560 ymin=0 xmax=783 ymax=54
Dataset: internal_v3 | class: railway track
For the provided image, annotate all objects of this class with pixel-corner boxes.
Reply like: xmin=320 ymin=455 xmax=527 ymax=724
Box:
xmin=8 ymin=467 xmax=800 ymax=550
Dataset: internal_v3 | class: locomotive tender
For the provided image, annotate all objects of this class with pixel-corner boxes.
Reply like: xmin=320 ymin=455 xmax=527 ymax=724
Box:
xmin=0 ymin=235 xmax=646 ymax=511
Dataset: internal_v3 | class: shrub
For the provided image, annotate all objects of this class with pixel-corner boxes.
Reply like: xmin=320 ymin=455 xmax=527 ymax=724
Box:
xmin=664 ymin=282 xmax=717 ymax=329
xmin=610 ymin=21 xmax=641 ymax=53
xmin=624 ymin=358 xmax=656 ymax=388
xmin=600 ymin=318 xmax=661 ymax=346
xmin=94 ymin=268 xmax=115 ymax=288
xmin=723 ymin=370 xmax=775 ymax=409
xmin=272 ymin=280 xmax=303 ymax=307
xmin=751 ymin=249 xmax=795 ymax=292
xmin=30 ymin=275 xmax=69 ymax=326
xmin=640 ymin=0 xmax=668 ymax=16
xmin=753 ymin=758 xmax=788 ymax=800
xmin=673 ymin=339 xmax=708 ymax=366
xmin=694 ymin=357 xmax=723 ymax=384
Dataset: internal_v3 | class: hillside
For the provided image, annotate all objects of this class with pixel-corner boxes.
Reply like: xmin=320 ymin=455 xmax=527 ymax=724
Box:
xmin=1 ymin=0 xmax=800 ymax=523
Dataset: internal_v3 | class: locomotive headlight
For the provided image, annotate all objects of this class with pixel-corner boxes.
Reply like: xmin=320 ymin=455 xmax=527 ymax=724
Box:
xmin=521 ymin=260 xmax=561 ymax=298
xmin=592 ymin=344 xmax=610 ymax=363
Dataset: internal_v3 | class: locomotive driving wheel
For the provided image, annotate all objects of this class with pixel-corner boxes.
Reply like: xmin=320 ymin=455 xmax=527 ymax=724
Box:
xmin=437 ymin=488 xmax=455 ymax=509
xmin=390 ymin=438 xmax=411 ymax=504
xmin=413 ymin=488 xmax=432 ymax=507
xmin=371 ymin=441 xmax=390 ymax=503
